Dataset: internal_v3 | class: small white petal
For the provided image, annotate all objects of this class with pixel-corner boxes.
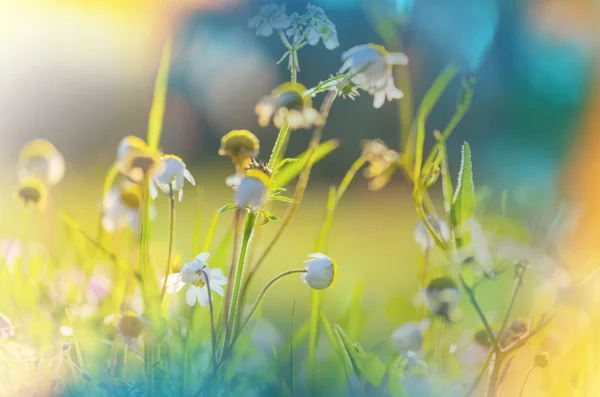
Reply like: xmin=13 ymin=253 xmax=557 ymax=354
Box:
xmin=178 ymin=189 xmax=184 ymax=202
xmin=195 ymin=252 xmax=210 ymax=262
xmin=308 ymin=252 xmax=329 ymax=259
xmin=195 ymin=286 xmax=210 ymax=306
xmin=164 ymin=273 xmax=186 ymax=294
xmin=210 ymin=284 xmax=225 ymax=296
xmin=386 ymin=52 xmax=409 ymax=65
xmin=373 ymin=90 xmax=386 ymax=109
xmin=149 ymin=180 xmax=158 ymax=200
xmin=186 ymin=286 xmax=201 ymax=306
xmin=184 ymin=169 xmax=196 ymax=185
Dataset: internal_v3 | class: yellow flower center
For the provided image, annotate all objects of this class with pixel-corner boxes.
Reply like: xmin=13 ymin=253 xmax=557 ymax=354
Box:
xmin=245 ymin=168 xmax=273 ymax=190
xmin=120 ymin=186 xmax=142 ymax=209
xmin=329 ymin=259 xmax=338 ymax=288
xmin=369 ymin=43 xmax=390 ymax=57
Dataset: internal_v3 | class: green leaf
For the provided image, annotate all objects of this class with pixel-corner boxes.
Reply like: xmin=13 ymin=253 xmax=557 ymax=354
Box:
xmin=274 ymin=139 xmax=340 ymax=188
xmin=274 ymin=159 xmax=298 ymax=173
xmin=218 ymin=203 xmax=237 ymax=214
xmin=450 ymin=142 xmax=475 ymax=247
xmin=333 ymin=325 xmax=386 ymax=387
xmin=411 ymin=65 xmax=458 ymax=187
xmin=147 ymin=39 xmax=172 ymax=150
xmin=270 ymin=187 xmax=287 ymax=196
xmin=339 ymin=284 xmax=364 ymax=342
xmin=258 ymin=210 xmax=280 ymax=225
xmin=269 ymin=195 xmax=297 ymax=204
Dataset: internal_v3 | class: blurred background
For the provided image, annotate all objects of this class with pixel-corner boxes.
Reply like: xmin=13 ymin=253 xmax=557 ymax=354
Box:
xmin=2 ymin=0 xmax=600 ymax=355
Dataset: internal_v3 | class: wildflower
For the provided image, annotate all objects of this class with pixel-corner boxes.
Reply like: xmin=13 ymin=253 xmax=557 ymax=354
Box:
xmin=18 ymin=139 xmax=65 ymax=186
xmin=361 ymin=139 xmax=400 ymax=191
xmin=414 ymin=216 xmax=451 ymax=251
xmin=286 ymin=4 xmax=339 ymax=50
xmin=425 ymin=277 xmax=461 ymax=321
xmin=150 ymin=155 xmax=196 ymax=202
xmin=15 ymin=178 xmax=47 ymax=208
xmin=301 ymin=252 xmax=337 ymax=289
xmin=339 ymin=44 xmax=408 ymax=108
xmin=235 ymin=161 xmax=273 ymax=210
xmin=248 ymin=3 xmax=291 ymax=37
xmin=117 ymin=311 xmax=145 ymax=343
xmin=0 ymin=313 xmax=15 ymax=339
xmin=219 ymin=130 xmax=260 ymax=172
xmin=163 ymin=252 xmax=228 ymax=307
xmin=391 ymin=319 xmax=430 ymax=356
xmin=116 ymin=136 xmax=164 ymax=183
xmin=255 ymin=82 xmax=322 ymax=130
xmin=534 ymin=352 xmax=550 ymax=368
xmin=102 ymin=181 xmax=154 ymax=232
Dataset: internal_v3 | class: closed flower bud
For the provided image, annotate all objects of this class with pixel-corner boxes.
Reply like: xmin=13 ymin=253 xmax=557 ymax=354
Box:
xmin=301 ymin=253 xmax=337 ymax=289
xmin=219 ymin=130 xmax=260 ymax=169
xmin=235 ymin=161 xmax=273 ymax=210
xmin=61 ymin=342 xmax=71 ymax=353
xmin=391 ymin=320 xmax=430 ymax=355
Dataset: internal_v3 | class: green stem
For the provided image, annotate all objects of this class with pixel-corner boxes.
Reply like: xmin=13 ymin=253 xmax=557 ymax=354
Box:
xmin=201 ymin=269 xmax=218 ymax=367
xmin=233 ymin=269 xmax=306 ymax=344
xmin=460 ymin=275 xmax=498 ymax=349
xmin=226 ymin=211 xmax=258 ymax=345
xmin=268 ymin=123 xmax=291 ymax=170
xmin=160 ymin=185 xmax=175 ymax=302
xmin=518 ymin=366 xmax=536 ymax=397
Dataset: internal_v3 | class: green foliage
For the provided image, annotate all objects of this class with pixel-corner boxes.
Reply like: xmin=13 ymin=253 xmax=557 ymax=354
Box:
xmin=450 ymin=142 xmax=475 ymax=248
xmin=274 ymin=139 xmax=340 ymax=188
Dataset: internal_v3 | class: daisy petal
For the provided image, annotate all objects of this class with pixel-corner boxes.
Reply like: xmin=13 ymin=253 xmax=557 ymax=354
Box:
xmin=184 ymin=169 xmax=196 ymax=186
xmin=210 ymin=284 xmax=225 ymax=296
xmin=196 ymin=252 xmax=210 ymax=262
xmin=186 ymin=286 xmax=200 ymax=306
xmin=196 ymin=287 xmax=210 ymax=306
xmin=386 ymin=52 xmax=409 ymax=65
xmin=164 ymin=273 xmax=186 ymax=294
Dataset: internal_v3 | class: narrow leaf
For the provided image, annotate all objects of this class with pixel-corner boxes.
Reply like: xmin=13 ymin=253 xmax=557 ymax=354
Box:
xmin=218 ymin=203 xmax=237 ymax=214
xmin=274 ymin=139 xmax=340 ymax=188
xmin=147 ymin=39 xmax=172 ymax=150
xmin=451 ymin=142 xmax=475 ymax=247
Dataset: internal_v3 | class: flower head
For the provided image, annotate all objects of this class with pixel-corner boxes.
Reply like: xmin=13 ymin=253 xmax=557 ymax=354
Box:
xmin=301 ymin=252 xmax=336 ymax=289
xmin=15 ymin=178 xmax=47 ymax=208
xmin=117 ymin=311 xmax=145 ymax=343
xmin=339 ymin=44 xmax=408 ymax=108
xmin=248 ymin=3 xmax=291 ymax=37
xmin=18 ymin=139 xmax=65 ymax=186
xmin=150 ymin=155 xmax=195 ymax=202
xmin=414 ymin=216 xmax=451 ymax=251
xmin=286 ymin=4 xmax=339 ymax=50
xmin=425 ymin=277 xmax=461 ymax=321
xmin=163 ymin=252 xmax=228 ymax=307
xmin=116 ymin=136 xmax=164 ymax=183
xmin=361 ymin=139 xmax=400 ymax=191
xmin=219 ymin=130 xmax=260 ymax=171
xmin=102 ymin=181 xmax=154 ymax=232
xmin=0 ymin=313 xmax=15 ymax=340
xmin=255 ymin=82 xmax=322 ymax=130
xmin=235 ymin=161 xmax=273 ymax=210
xmin=391 ymin=319 xmax=430 ymax=356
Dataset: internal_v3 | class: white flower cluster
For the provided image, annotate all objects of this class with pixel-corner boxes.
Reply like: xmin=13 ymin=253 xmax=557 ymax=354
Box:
xmin=249 ymin=3 xmax=339 ymax=50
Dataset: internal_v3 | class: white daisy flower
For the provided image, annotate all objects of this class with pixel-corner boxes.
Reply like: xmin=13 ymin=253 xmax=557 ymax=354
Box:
xmin=425 ymin=277 xmax=461 ymax=321
xmin=414 ymin=216 xmax=451 ymax=251
xmin=18 ymin=139 xmax=65 ymax=186
xmin=391 ymin=319 xmax=430 ymax=356
xmin=248 ymin=3 xmax=291 ymax=37
xmin=163 ymin=252 xmax=228 ymax=307
xmin=150 ymin=155 xmax=196 ymax=202
xmin=116 ymin=136 xmax=165 ymax=184
xmin=301 ymin=252 xmax=337 ymax=289
xmin=339 ymin=44 xmax=409 ymax=108
xmin=255 ymin=82 xmax=322 ymax=130
xmin=101 ymin=182 xmax=155 ymax=232
xmin=234 ymin=162 xmax=273 ymax=210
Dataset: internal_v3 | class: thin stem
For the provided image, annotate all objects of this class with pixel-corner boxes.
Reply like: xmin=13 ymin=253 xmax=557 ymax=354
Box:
xmin=518 ymin=366 xmax=536 ymax=397
xmin=268 ymin=123 xmax=291 ymax=170
xmin=160 ymin=185 xmax=176 ymax=301
xmin=233 ymin=269 xmax=306 ymax=345
xmin=497 ymin=264 xmax=527 ymax=351
xmin=420 ymin=248 xmax=430 ymax=320
xmin=464 ymin=350 xmax=493 ymax=397
xmin=226 ymin=211 xmax=258 ymax=345
xmin=201 ymin=269 xmax=218 ymax=366
xmin=223 ymin=210 xmax=243 ymax=330
xmin=242 ymin=91 xmax=338 ymax=301
xmin=460 ymin=275 xmax=498 ymax=349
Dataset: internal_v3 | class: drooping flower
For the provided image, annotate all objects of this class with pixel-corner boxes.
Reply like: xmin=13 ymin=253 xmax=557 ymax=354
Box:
xmin=391 ymin=319 xmax=430 ymax=356
xmin=150 ymin=155 xmax=196 ymax=202
xmin=248 ymin=3 xmax=291 ymax=37
xmin=163 ymin=252 xmax=228 ymax=307
xmin=255 ymin=82 xmax=322 ymax=130
xmin=15 ymin=178 xmax=47 ymax=208
xmin=235 ymin=161 xmax=273 ymax=210
xmin=339 ymin=44 xmax=408 ymax=108
xmin=102 ymin=181 xmax=154 ymax=232
xmin=219 ymin=130 xmax=260 ymax=171
xmin=116 ymin=136 xmax=164 ymax=183
xmin=18 ymin=139 xmax=65 ymax=186
xmin=286 ymin=4 xmax=339 ymax=50
xmin=117 ymin=311 xmax=146 ymax=344
xmin=425 ymin=277 xmax=461 ymax=321
xmin=0 ymin=313 xmax=15 ymax=339
xmin=414 ymin=216 xmax=451 ymax=251
xmin=361 ymin=139 xmax=400 ymax=191
xmin=301 ymin=252 xmax=337 ymax=289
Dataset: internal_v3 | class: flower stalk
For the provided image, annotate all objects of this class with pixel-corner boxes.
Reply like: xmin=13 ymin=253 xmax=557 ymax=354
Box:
xmin=160 ymin=184 xmax=176 ymax=302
